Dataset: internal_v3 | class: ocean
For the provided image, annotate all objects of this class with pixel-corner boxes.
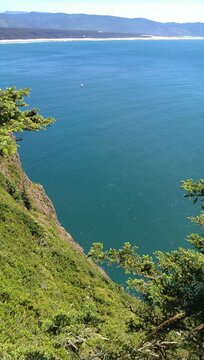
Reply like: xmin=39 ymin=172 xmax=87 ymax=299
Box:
xmin=1 ymin=40 xmax=204 ymax=282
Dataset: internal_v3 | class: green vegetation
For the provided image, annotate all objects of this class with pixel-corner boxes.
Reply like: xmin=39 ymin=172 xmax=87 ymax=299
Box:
xmin=89 ymin=181 xmax=204 ymax=358
xmin=0 ymin=156 xmax=141 ymax=359
xmin=0 ymin=88 xmax=139 ymax=359
xmin=0 ymin=87 xmax=203 ymax=359
xmin=0 ymin=87 xmax=54 ymax=156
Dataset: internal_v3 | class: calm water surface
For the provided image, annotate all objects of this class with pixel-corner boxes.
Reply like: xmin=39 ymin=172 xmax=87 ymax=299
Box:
xmin=1 ymin=40 xmax=204 ymax=282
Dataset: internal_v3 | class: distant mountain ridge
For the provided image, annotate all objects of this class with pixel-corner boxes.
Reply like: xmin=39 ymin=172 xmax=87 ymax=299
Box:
xmin=1 ymin=12 xmax=204 ymax=36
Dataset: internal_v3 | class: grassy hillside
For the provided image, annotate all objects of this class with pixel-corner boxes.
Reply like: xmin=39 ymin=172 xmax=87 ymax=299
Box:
xmin=1 ymin=87 xmax=203 ymax=359
xmin=0 ymin=153 xmax=139 ymax=359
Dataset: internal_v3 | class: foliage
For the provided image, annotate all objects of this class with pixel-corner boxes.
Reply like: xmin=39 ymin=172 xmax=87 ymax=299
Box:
xmin=89 ymin=180 xmax=204 ymax=359
xmin=0 ymin=135 xmax=137 ymax=359
xmin=1 ymin=86 xmax=204 ymax=358
xmin=0 ymin=87 xmax=55 ymax=156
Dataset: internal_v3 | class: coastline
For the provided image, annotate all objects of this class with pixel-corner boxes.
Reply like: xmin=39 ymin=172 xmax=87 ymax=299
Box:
xmin=1 ymin=36 xmax=204 ymax=44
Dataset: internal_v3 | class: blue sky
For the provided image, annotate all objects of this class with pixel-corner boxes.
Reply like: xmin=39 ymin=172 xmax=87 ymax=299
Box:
xmin=1 ymin=0 xmax=204 ymax=23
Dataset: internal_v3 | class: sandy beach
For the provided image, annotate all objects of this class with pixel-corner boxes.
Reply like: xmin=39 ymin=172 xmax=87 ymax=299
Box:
xmin=1 ymin=36 xmax=204 ymax=44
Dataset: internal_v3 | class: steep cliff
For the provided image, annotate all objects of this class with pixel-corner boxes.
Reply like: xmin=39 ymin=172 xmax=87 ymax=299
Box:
xmin=0 ymin=153 xmax=138 ymax=359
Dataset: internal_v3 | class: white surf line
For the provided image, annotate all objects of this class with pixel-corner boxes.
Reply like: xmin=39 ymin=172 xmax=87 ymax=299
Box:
xmin=1 ymin=36 xmax=204 ymax=45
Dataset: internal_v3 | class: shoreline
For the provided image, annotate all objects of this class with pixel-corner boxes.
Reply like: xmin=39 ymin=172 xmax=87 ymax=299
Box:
xmin=1 ymin=36 xmax=204 ymax=44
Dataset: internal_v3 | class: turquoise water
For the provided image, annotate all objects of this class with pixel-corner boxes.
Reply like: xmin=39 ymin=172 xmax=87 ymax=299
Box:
xmin=0 ymin=40 xmax=204 ymax=282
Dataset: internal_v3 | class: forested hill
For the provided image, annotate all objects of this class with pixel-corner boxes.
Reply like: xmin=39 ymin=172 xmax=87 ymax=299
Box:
xmin=0 ymin=27 xmax=147 ymax=40
xmin=1 ymin=11 xmax=204 ymax=36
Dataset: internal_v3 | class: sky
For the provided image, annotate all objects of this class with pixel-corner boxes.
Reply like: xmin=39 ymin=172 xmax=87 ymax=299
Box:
xmin=1 ymin=0 xmax=204 ymax=23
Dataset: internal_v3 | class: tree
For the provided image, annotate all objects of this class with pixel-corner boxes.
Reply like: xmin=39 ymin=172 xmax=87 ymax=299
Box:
xmin=0 ymin=87 xmax=55 ymax=156
xmin=89 ymin=180 xmax=204 ymax=359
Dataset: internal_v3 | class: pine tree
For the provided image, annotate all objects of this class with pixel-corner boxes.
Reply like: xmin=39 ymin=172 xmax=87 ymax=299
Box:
xmin=89 ymin=180 xmax=204 ymax=358
xmin=0 ymin=87 xmax=55 ymax=156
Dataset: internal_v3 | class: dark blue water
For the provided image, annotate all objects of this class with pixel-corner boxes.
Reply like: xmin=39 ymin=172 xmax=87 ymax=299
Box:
xmin=0 ymin=40 xmax=204 ymax=282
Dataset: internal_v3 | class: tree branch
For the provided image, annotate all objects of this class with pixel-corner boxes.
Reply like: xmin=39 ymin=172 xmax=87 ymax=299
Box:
xmin=151 ymin=311 xmax=187 ymax=335
xmin=193 ymin=324 xmax=204 ymax=332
